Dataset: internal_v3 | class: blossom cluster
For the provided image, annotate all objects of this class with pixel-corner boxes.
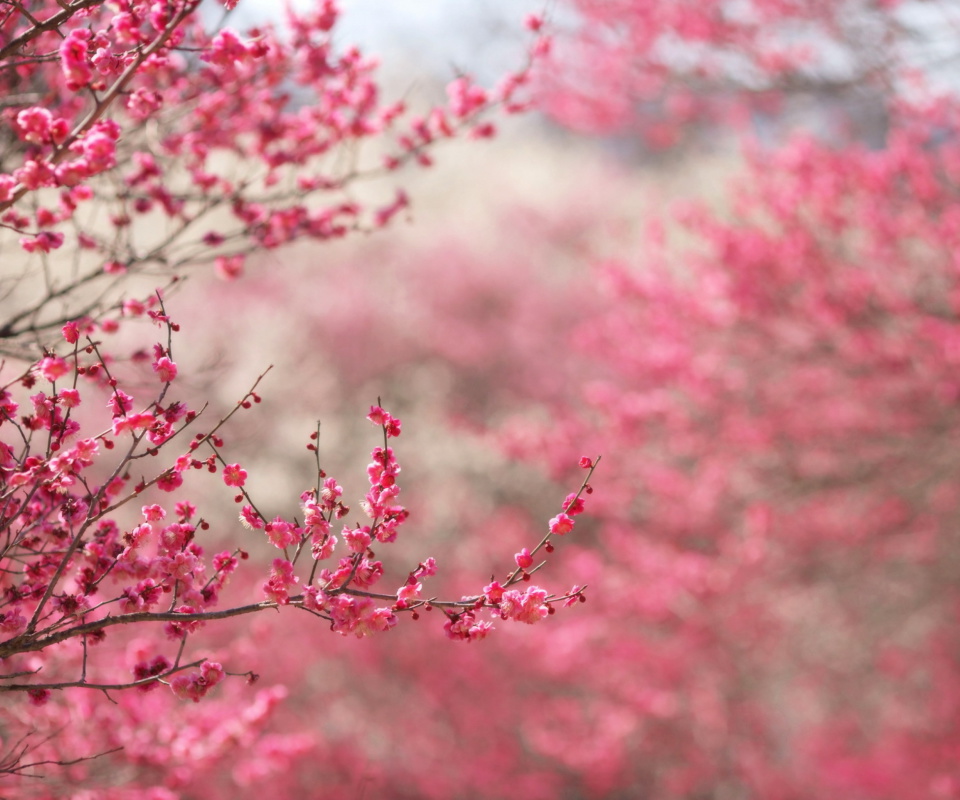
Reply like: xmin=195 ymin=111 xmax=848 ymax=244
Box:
xmin=0 ymin=302 xmax=596 ymax=717
xmin=0 ymin=0 xmax=551 ymax=343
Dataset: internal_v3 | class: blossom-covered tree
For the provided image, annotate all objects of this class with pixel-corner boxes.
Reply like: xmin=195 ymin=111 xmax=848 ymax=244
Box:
xmin=154 ymin=2 xmax=960 ymax=797
xmin=542 ymin=0 xmax=948 ymax=148
xmin=7 ymin=0 xmax=960 ymax=796
xmin=0 ymin=0 xmax=602 ymax=792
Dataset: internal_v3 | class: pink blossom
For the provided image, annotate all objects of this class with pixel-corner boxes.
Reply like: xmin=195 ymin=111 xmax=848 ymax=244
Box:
xmin=59 ymin=29 xmax=92 ymax=89
xmin=142 ymin=504 xmax=166 ymax=522
xmin=447 ymin=76 xmax=488 ymax=118
xmin=396 ymin=580 xmax=422 ymax=605
xmin=222 ymin=463 xmax=247 ymax=487
xmin=107 ymin=390 xmax=134 ymax=416
xmin=61 ymin=321 xmax=80 ymax=343
xmin=13 ymin=159 xmax=55 ymax=189
xmin=212 ymin=551 xmax=238 ymax=575
xmin=156 ymin=470 xmax=184 ymax=492
xmin=514 ymin=547 xmax=534 ymax=570
xmin=417 ymin=557 xmax=438 ymax=577
xmin=239 ymin=505 xmax=264 ymax=530
xmin=153 ymin=356 xmax=177 ymax=383
xmin=499 ymin=587 xmax=549 ymax=624
xmin=549 ymin=513 xmax=575 ymax=536
xmin=16 ymin=107 xmax=54 ymax=144
xmin=126 ymin=88 xmax=163 ymax=121
xmin=78 ymin=126 xmax=119 ymax=173
xmin=262 ymin=558 xmax=298 ymax=604
xmin=367 ymin=405 xmax=389 ymax=425
xmin=265 ymin=517 xmax=297 ymax=549
xmin=164 ymin=605 xmax=204 ymax=639
xmin=203 ymin=29 xmax=253 ymax=67
xmin=326 ymin=594 xmax=397 ymax=638
xmin=92 ymin=47 xmax=125 ymax=76
xmin=20 ymin=232 xmax=64 ymax=253
xmin=161 ymin=551 xmax=198 ymax=579
xmin=170 ymin=661 xmax=224 ymax=702
xmin=37 ymin=356 xmax=69 ymax=382
xmin=562 ymin=492 xmax=586 ymax=515
xmin=344 ymin=525 xmax=372 ymax=553
xmin=58 ymin=388 xmax=80 ymax=407
xmin=123 ymin=298 xmax=146 ymax=316
xmin=311 ymin=531 xmax=337 ymax=560
xmin=0 ymin=611 xmax=26 ymax=635
xmin=483 ymin=580 xmax=505 ymax=604
xmin=444 ymin=610 xmax=494 ymax=642
xmin=215 ymin=255 xmax=244 ymax=280
xmin=112 ymin=412 xmax=156 ymax=435
xmin=132 ymin=654 xmax=172 ymax=690
xmin=563 ymin=586 xmax=585 ymax=608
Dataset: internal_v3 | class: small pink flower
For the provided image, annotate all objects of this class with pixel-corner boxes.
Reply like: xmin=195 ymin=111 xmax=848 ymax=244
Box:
xmin=367 ymin=405 xmax=388 ymax=425
xmin=0 ymin=611 xmax=27 ymax=635
xmin=61 ymin=321 xmax=80 ymax=343
xmin=344 ymin=525 xmax=372 ymax=553
xmin=170 ymin=661 xmax=224 ymax=703
xmin=107 ymin=390 xmax=134 ymax=416
xmin=265 ymin=517 xmax=297 ymax=549
xmin=262 ymin=558 xmax=298 ymax=604
xmin=112 ymin=412 xmax=155 ymax=435
xmin=443 ymin=610 xmax=493 ymax=642
xmin=20 ymin=232 xmax=64 ymax=254
xmin=515 ymin=548 xmax=534 ymax=570
xmin=214 ymin=255 xmax=244 ymax=280
xmin=416 ymin=557 xmax=438 ymax=577
xmin=562 ymin=493 xmax=586 ymax=515
xmin=38 ymin=356 xmax=69 ymax=382
xmin=396 ymin=580 xmax=422 ymax=605
xmin=483 ymin=580 xmax=505 ymax=604
xmin=157 ymin=470 xmax=184 ymax=492
xmin=142 ymin=504 xmax=166 ymax=522
xmin=564 ymin=586 xmax=585 ymax=608
xmin=213 ymin=551 xmax=238 ymax=574
xmin=549 ymin=513 xmax=575 ymax=536
xmin=524 ymin=13 xmax=544 ymax=31
xmin=153 ymin=356 xmax=177 ymax=383
xmin=16 ymin=107 xmax=54 ymax=143
xmin=239 ymin=505 xmax=263 ymax=530
xmin=222 ymin=463 xmax=247 ymax=487
xmin=59 ymin=388 xmax=80 ymax=407
xmin=60 ymin=29 xmax=92 ymax=89
xmin=123 ymin=298 xmax=146 ymax=316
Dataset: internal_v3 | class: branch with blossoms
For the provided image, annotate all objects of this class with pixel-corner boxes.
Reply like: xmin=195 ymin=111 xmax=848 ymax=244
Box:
xmin=0 ymin=0 xmax=552 ymax=347
xmin=0 ymin=301 xmax=598 ymax=705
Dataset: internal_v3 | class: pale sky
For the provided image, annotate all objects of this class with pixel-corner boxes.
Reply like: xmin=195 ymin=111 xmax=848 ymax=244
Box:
xmin=235 ymin=0 xmax=543 ymax=84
